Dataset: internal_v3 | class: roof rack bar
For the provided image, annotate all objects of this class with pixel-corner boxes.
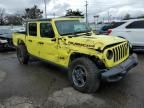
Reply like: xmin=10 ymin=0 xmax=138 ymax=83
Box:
xmin=26 ymin=18 xmax=52 ymax=22
xmin=59 ymin=16 xmax=84 ymax=18
xmin=25 ymin=16 xmax=84 ymax=22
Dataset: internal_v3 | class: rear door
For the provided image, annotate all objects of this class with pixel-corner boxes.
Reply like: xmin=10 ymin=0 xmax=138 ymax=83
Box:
xmin=26 ymin=23 xmax=39 ymax=57
xmin=38 ymin=22 xmax=58 ymax=62
xmin=125 ymin=20 xmax=144 ymax=46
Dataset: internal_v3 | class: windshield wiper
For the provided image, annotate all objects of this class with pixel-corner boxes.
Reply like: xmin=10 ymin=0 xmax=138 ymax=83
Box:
xmin=60 ymin=33 xmax=80 ymax=38
xmin=72 ymin=32 xmax=84 ymax=37
xmin=62 ymin=31 xmax=92 ymax=38
xmin=83 ymin=32 xmax=92 ymax=36
xmin=61 ymin=33 xmax=73 ymax=36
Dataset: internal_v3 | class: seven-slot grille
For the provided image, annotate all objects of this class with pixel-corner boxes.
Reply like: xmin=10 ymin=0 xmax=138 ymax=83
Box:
xmin=112 ymin=42 xmax=128 ymax=62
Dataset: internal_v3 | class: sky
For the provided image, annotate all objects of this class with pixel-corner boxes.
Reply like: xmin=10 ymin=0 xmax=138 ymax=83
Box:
xmin=0 ymin=0 xmax=144 ymax=22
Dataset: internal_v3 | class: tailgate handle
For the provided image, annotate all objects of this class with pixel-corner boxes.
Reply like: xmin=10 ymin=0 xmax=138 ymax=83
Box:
xmin=38 ymin=42 xmax=44 ymax=44
xmin=28 ymin=40 xmax=32 ymax=42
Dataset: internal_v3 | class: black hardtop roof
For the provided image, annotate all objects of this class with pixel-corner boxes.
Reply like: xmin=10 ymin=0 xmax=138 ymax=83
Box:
xmin=26 ymin=18 xmax=52 ymax=22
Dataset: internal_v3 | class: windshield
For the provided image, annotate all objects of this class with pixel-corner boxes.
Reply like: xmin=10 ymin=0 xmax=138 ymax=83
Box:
xmin=55 ymin=20 xmax=91 ymax=36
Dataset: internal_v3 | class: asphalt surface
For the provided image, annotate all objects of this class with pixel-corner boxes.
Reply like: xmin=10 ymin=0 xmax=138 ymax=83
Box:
xmin=0 ymin=51 xmax=143 ymax=108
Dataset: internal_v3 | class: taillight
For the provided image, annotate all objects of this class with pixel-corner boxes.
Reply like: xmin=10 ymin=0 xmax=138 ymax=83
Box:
xmin=107 ymin=29 xmax=112 ymax=35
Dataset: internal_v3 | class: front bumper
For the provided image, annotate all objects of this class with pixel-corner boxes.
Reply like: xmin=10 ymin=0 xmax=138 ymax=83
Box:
xmin=0 ymin=39 xmax=15 ymax=51
xmin=101 ymin=53 xmax=138 ymax=82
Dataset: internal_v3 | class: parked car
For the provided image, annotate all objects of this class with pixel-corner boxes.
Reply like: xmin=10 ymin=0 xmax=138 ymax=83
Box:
xmin=109 ymin=19 xmax=144 ymax=51
xmin=89 ymin=23 xmax=106 ymax=34
xmin=99 ymin=22 xmax=126 ymax=35
xmin=0 ymin=38 xmax=8 ymax=51
xmin=0 ymin=29 xmax=13 ymax=51
xmin=0 ymin=27 xmax=25 ymax=51
xmin=13 ymin=17 xmax=138 ymax=93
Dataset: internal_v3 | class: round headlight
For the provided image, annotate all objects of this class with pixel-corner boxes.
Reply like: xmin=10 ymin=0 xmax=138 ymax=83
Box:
xmin=106 ymin=50 xmax=113 ymax=60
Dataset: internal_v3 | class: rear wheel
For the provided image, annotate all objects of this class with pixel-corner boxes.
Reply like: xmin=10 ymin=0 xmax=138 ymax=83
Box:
xmin=17 ymin=45 xmax=29 ymax=64
xmin=68 ymin=57 xmax=100 ymax=93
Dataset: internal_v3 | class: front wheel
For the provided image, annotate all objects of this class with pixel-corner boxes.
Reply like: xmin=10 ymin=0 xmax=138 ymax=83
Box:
xmin=17 ymin=45 xmax=29 ymax=64
xmin=68 ymin=57 xmax=100 ymax=93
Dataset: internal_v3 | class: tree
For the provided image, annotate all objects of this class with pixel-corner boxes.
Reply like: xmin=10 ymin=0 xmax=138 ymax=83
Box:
xmin=123 ymin=14 xmax=131 ymax=20
xmin=0 ymin=8 xmax=5 ymax=25
xmin=23 ymin=5 xmax=43 ymax=19
xmin=137 ymin=15 xmax=144 ymax=19
xmin=65 ymin=9 xmax=84 ymax=17
xmin=5 ymin=14 xmax=22 ymax=25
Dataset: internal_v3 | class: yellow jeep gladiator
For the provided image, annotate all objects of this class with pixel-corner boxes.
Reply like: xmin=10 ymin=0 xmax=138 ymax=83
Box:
xmin=12 ymin=17 xmax=138 ymax=93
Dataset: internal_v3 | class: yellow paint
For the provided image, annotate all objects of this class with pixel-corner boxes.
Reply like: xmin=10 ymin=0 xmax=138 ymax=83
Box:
xmin=13 ymin=17 xmax=129 ymax=68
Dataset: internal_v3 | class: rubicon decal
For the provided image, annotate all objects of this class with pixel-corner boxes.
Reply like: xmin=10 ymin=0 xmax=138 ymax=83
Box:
xmin=68 ymin=41 xmax=95 ymax=48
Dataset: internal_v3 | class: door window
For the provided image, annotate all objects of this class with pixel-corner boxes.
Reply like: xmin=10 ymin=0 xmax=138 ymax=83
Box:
xmin=29 ymin=23 xmax=37 ymax=36
xmin=40 ymin=23 xmax=54 ymax=38
xmin=126 ymin=20 xmax=144 ymax=29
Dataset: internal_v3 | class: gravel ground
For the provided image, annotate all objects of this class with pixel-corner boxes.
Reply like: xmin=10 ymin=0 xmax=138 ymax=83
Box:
xmin=0 ymin=51 xmax=143 ymax=108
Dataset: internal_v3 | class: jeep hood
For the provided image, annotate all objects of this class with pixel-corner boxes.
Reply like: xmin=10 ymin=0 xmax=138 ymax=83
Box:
xmin=66 ymin=35 xmax=126 ymax=50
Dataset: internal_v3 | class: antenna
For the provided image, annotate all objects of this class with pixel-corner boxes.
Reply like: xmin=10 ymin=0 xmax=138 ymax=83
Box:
xmin=53 ymin=0 xmax=55 ymax=18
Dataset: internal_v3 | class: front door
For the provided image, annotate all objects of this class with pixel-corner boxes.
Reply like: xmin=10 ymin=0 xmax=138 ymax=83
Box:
xmin=26 ymin=23 xmax=39 ymax=57
xmin=39 ymin=23 xmax=58 ymax=63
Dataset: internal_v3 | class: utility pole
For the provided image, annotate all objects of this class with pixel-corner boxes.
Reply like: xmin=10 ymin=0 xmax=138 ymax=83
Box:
xmin=94 ymin=15 xmax=99 ymax=31
xmin=85 ymin=1 xmax=88 ymax=23
xmin=53 ymin=0 xmax=55 ymax=18
xmin=93 ymin=16 xmax=96 ymax=32
xmin=44 ymin=0 xmax=47 ymax=18
xmin=108 ymin=10 xmax=112 ymax=23
xmin=108 ymin=10 xmax=110 ymax=23
xmin=103 ymin=17 xmax=104 ymax=24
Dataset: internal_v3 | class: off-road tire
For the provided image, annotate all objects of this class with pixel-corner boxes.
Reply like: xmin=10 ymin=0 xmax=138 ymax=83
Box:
xmin=17 ymin=45 xmax=29 ymax=64
xmin=68 ymin=57 xmax=100 ymax=93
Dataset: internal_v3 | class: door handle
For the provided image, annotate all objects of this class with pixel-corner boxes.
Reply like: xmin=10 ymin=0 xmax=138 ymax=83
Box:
xmin=38 ymin=42 xmax=44 ymax=44
xmin=28 ymin=40 xmax=32 ymax=42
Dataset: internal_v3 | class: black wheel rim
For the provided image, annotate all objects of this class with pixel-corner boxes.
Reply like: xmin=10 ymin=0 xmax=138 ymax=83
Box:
xmin=72 ymin=65 xmax=87 ymax=87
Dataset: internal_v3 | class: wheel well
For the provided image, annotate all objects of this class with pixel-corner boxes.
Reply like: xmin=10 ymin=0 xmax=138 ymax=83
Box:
xmin=69 ymin=53 xmax=105 ymax=69
xmin=17 ymin=40 xmax=25 ymax=45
